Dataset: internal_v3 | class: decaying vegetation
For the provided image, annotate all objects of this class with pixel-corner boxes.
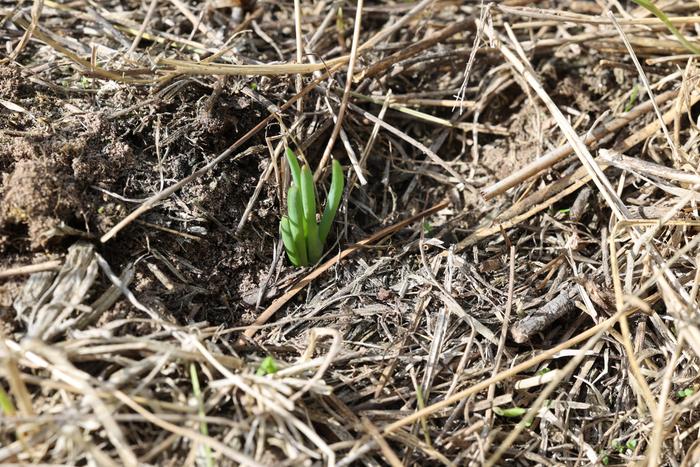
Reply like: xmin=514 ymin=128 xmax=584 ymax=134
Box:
xmin=2 ymin=0 xmax=700 ymax=465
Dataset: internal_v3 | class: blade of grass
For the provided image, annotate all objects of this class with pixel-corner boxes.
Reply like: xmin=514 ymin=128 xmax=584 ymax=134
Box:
xmin=319 ymin=159 xmax=345 ymax=244
xmin=285 ymin=147 xmax=302 ymax=187
xmin=631 ymin=0 xmax=700 ymax=54
xmin=414 ymin=382 xmax=431 ymax=447
xmin=287 ymin=185 xmax=308 ymax=265
xmin=0 ymin=386 xmax=16 ymax=416
xmin=280 ymin=217 xmax=301 ymax=266
xmin=189 ymin=363 xmax=213 ymax=467
xmin=300 ymin=166 xmax=322 ymax=263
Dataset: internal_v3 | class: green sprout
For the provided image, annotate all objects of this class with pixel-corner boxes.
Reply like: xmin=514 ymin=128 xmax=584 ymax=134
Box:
xmin=625 ymin=84 xmax=639 ymax=112
xmin=280 ymin=148 xmax=344 ymax=267
xmin=0 ymin=386 xmax=16 ymax=416
xmin=256 ymin=356 xmax=278 ymax=376
xmin=494 ymin=406 xmax=527 ymax=418
xmin=612 ymin=438 xmax=638 ymax=454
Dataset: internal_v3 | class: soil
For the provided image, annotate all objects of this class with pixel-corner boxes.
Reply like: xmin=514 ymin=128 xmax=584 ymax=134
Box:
xmin=0 ymin=67 xmax=282 ymax=327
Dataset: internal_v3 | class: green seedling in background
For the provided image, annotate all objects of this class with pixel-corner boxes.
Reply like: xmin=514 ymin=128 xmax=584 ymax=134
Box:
xmin=625 ymin=84 xmax=639 ymax=112
xmin=280 ymin=148 xmax=344 ymax=267
xmin=494 ymin=406 xmax=527 ymax=418
xmin=0 ymin=386 xmax=16 ymax=416
xmin=256 ymin=356 xmax=279 ymax=376
xmin=612 ymin=438 xmax=637 ymax=453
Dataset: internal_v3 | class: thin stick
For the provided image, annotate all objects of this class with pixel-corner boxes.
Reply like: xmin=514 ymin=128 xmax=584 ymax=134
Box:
xmin=4 ymin=0 xmax=44 ymax=63
xmin=169 ymin=0 xmax=218 ymax=44
xmin=600 ymin=149 xmax=700 ymax=185
xmin=314 ymin=0 xmax=364 ymax=181
xmin=647 ymin=335 xmax=684 ymax=466
xmin=235 ymin=152 xmax=277 ymax=234
xmin=347 ymin=102 xmax=465 ymax=185
xmin=157 ymin=56 xmax=346 ymax=76
xmin=0 ymin=260 xmax=62 ymax=279
xmin=292 ymin=0 xmax=304 ymax=112
xmin=361 ymin=417 xmax=403 ymax=467
xmin=607 ymin=11 xmax=679 ymax=162
xmin=126 ymin=0 xmax=158 ymax=56
xmin=486 ymin=245 xmax=515 ymax=425
xmin=357 ymin=19 xmax=474 ymax=81
xmin=499 ymin=22 xmax=628 ymax=220
xmin=500 ymin=5 xmax=700 ymax=26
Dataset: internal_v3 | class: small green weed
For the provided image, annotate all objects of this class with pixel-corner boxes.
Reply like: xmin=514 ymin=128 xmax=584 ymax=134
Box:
xmin=612 ymin=438 xmax=638 ymax=454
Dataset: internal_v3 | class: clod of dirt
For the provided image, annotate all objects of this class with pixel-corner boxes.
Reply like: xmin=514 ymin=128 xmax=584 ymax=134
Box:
xmin=0 ymin=108 xmax=137 ymax=250
xmin=1 ymin=158 xmax=82 ymax=249
xmin=0 ymin=65 xmax=30 ymax=100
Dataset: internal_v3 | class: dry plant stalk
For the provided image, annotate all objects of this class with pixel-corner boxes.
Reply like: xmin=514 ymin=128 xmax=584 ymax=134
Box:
xmin=510 ymin=289 xmax=575 ymax=343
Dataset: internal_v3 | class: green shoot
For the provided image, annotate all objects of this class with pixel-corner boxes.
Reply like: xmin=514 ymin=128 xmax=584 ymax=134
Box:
xmin=493 ymin=406 xmax=527 ymax=418
xmin=625 ymin=84 xmax=639 ymax=112
xmin=414 ymin=384 xmax=432 ymax=446
xmin=280 ymin=148 xmax=345 ymax=267
xmin=189 ymin=363 xmax=213 ymax=467
xmin=0 ymin=386 xmax=16 ymax=416
xmin=256 ymin=356 xmax=279 ymax=376
xmin=631 ymin=0 xmax=700 ymax=55
xmin=612 ymin=438 xmax=638 ymax=454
